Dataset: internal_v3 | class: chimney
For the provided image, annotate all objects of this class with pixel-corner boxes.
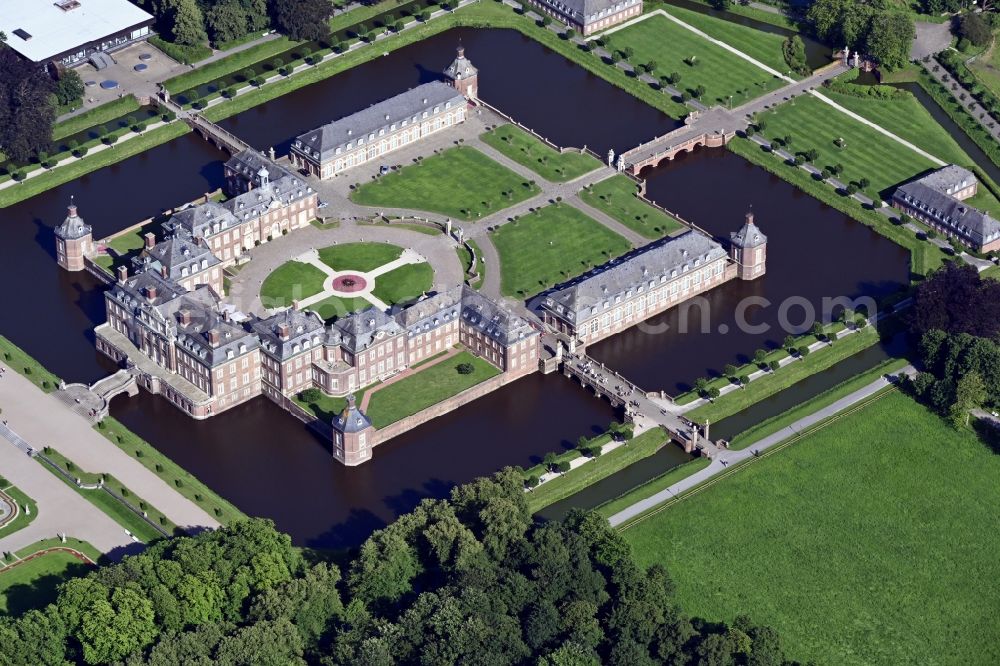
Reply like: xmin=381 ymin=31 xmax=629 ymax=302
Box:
xmin=160 ymin=265 xmax=168 ymax=279
xmin=144 ymin=232 xmax=155 ymax=250
xmin=178 ymin=309 xmax=192 ymax=325
xmin=745 ymin=210 xmax=754 ymax=225
xmin=207 ymin=329 xmax=220 ymax=345
xmin=144 ymin=285 xmax=158 ymax=300
xmin=117 ymin=265 xmax=128 ymax=284
xmin=277 ymin=322 xmax=290 ymax=340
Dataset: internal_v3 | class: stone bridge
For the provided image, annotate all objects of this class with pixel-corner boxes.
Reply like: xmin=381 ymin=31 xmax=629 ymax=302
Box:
xmin=56 ymin=368 xmax=139 ymax=424
xmin=561 ymin=354 xmax=719 ymax=456
xmin=619 ymin=107 xmax=744 ymax=175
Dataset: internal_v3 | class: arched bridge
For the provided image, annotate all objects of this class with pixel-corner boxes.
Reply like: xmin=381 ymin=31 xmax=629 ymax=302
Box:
xmin=56 ymin=368 xmax=139 ymax=424
xmin=619 ymin=107 xmax=744 ymax=175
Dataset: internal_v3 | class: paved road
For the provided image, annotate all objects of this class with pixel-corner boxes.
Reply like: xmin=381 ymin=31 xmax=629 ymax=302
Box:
xmin=0 ymin=424 xmax=135 ymax=557
xmin=912 ymin=21 xmax=953 ymax=61
xmin=608 ymin=365 xmax=914 ymax=527
xmin=0 ymin=362 xmax=220 ymax=534
xmin=922 ymin=57 xmax=1000 ymax=145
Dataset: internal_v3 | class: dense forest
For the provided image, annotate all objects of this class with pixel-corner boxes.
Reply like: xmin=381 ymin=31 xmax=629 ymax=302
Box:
xmin=0 ymin=469 xmax=796 ymax=665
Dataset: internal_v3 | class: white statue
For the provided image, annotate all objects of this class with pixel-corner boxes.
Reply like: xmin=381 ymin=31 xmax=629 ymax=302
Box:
xmin=607 ymin=149 xmax=615 ymax=168
xmin=616 ymin=154 xmax=625 ymax=172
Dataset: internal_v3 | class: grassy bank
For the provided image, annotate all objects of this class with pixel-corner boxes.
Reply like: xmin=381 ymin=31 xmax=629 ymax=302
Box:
xmin=53 ymin=97 xmax=142 ymax=141
xmin=479 ymin=124 xmax=601 ymax=182
xmin=729 ymin=356 xmax=909 ymax=449
xmin=684 ymin=326 xmax=880 ymax=423
xmin=623 ymin=390 xmax=1000 ymax=665
xmin=0 ymin=123 xmax=190 ymax=209
xmin=0 ymin=335 xmax=61 ymax=392
xmin=525 ymin=428 xmax=666 ymax=513
xmin=579 ymin=174 xmax=685 ymax=238
xmin=96 ymin=417 xmax=247 ymax=525
xmin=596 ymin=456 xmax=711 ymax=518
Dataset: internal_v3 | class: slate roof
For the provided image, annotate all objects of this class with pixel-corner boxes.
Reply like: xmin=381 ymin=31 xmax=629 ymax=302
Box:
xmin=333 ymin=396 xmax=372 ymax=433
xmin=111 ymin=269 xmax=188 ymax=310
xmin=444 ymin=46 xmax=477 ymax=81
xmin=731 ymin=214 xmax=766 ymax=248
xmin=55 ymin=202 xmax=91 ymax=240
xmin=173 ymin=298 xmax=260 ymax=368
xmin=893 ymin=181 xmax=1000 ymax=247
xmin=134 ymin=235 xmax=220 ymax=284
xmin=333 ymin=307 xmax=403 ymax=355
xmin=225 ymin=149 xmax=297 ymax=187
xmin=459 ymin=286 xmax=537 ymax=346
xmin=252 ymin=309 xmax=326 ymax=360
xmin=292 ymin=82 xmax=465 ymax=163
xmin=542 ymin=231 xmax=727 ymax=325
xmin=918 ymin=164 xmax=976 ymax=198
xmin=397 ymin=287 xmax=464 ymax=335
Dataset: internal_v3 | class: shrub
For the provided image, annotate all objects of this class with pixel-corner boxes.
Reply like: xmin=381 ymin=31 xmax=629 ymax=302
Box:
xmin=155 ymin=463 xmax=163 ymax=473
xmin=456 ymin=362 xmax=474 ymax=374
xmin=525 ymin=475 xmax=540 ymax=489
xmin=798 ymin=345 xmax=810 ymax=357
xmin=707 ymin=386 xmax=721 ymax=401
xmin=768 ymin=360 xmax=780 ymax=372
xmin=300 ymin=388 xmax=322 ymax=403
xmin=555 ymin=461 xmax=571 ymax=474
xmin=738 ymin=375 xmax=750 ymax=387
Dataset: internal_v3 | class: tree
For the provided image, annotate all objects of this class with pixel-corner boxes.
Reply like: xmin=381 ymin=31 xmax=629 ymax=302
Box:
xmin=0 ymin=48 xmax=55 ymax=162
xmin=723 ymin=363 xmax=737 ymax=377
xmin=169 ymin=0 xmax=208 ymax=46
xmin=864 ymin=12 xmax=914 ymax=71
xmin=205 ymin=0 xmax=249 ymax=46
xmin=950 ymin=371 xmax=986 ymax=427
xmin=798 ymin=345 xmax=810 ymax=357
xmin=739 ymin=374 xmax=750 ymax=388
xmin=753 ymin=349 xmax=767 ymax=365
xmin=783 ymin=335 xmax=795 ymax=350
xmin=271 ymin=0 xmax=334 ymax=40
xmin=78 ymin=587 xmax=158 ymax=664
xmin=53 ymin=68 xmax=84 ymax=108
xmin=957 ymin=14 xmax=991 ymax=48
xmin=782 ymin=35 xmax=808 ymax=75
xmin=768 ymin=360 xmax=780 ymax=372
xmin=707 ymin=386 xmax=721 ymax=401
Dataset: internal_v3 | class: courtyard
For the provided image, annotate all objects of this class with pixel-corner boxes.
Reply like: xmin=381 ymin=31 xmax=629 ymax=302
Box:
xmin=479 ymin=124 xmax=601 ymax=182
xmin=490 ymin=203 xmax=631 ymax=298
xmin=624 ymin=390 xmax=1000 ymax=665
xmin=350 ymin=145 xmax=541 ymax=220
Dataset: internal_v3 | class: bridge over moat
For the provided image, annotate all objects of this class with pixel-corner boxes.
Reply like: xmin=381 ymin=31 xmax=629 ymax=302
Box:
xmin=56 ymin=368 xmax=139 ymax=424
xmin=618 ymin=107 xmax=743 ymax=175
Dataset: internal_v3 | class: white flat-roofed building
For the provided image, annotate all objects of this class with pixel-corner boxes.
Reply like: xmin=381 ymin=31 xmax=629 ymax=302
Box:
xmin=0 ymin=0 xmax=153 ymax=65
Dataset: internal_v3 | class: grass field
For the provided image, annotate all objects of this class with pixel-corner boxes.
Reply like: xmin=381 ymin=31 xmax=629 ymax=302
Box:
xmin=727 ymin=138 xmax=947 ymax=277
xmin=294 ymin=385 xmax=374 ymax=422
xmin=307 ymin=294 xmax=372 ymax=322
xmin=317 ymin=242 xmax=403 ymax=272
xmin=579 ymin=175 xmax=685 ymax=239
xmin=0 ymin=545 xmax=95 ymax=615
xmin=525 ymin=428 xmax=667 ymax=513
xmin=970 ymin=40 xmax=1000 ymax=100
xmin=365 ymin=351 xmax=500 ymax=428
xmin=371 ymin=262 xmax=433 ymax=305
xmin=757 ymin=94 xmax=938 ymax=194
xmin=479 ymin=124 xmax=600 ymax=182
xmin=608 ymin=13 xmax=784 ymax=107
xmin=624 ymin=390 xmax=1000 ymax=665
xmin=649 ymin=6 xmax=794 ymax=75
xmin=491 ymin=203 xmax=631 ymax=297
xmin=684 ymin=326 xmax=879 ymax=422
xmin=351 ymin=146 xmax=540 ymax=221
xmin=95 ymin=418 xmax=246 ymax=525
xmin=260 ymin=261 xmax=328 ymax=307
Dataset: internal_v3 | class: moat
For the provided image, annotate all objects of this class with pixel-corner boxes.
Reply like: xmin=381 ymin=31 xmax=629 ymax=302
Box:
xmin=2 ymin=27 xmax=909 ymax=547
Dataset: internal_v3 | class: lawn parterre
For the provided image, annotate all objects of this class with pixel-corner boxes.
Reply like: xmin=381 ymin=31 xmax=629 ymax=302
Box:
xmin=623 ymin=390 xmax=1000 ymax=665
xmin=0 ymin=543 xmax=95 ymax=615
xmin=317 ymin=242 xmax=403 ymax=272
xmin=308 ymin=295 xmax=373 ymax=322
xmin=479 ymin=124 xmax=601 ymax=182
xmin=260 ymin=261 xmax=328 ymax=308
xmin=371 ymin=262 xmax=434 ymax=305
xmin=491 ymin=203 xmax=631 ymax=297
xmin=606 ymin=12 xmax=784 ymax=107
xmin=0 ymin=484 xmax=38 ymax=536
xmin=364 ymin=351 xmax=500 ymax=428
xmin=350 ymin=146 xmax=541 ymax=220
xmin=580 ymin=175 xmax=685 ymax=239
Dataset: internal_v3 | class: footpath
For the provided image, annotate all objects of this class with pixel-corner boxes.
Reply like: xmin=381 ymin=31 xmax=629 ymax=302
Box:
xmin=608 ymin=364 xmax=915 ymax=527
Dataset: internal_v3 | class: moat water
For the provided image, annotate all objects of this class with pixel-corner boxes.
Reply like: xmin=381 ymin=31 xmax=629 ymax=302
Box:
xmin=1 ymin=27 xmax=913 ymax=547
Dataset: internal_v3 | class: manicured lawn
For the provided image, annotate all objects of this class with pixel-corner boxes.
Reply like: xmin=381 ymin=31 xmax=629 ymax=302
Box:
xmin=0 ymin=547 xmax=94 ymax=614
xmin=0 ymin=335 xmax=61 ymax=391
xmin=105 ymin=229 xmax=147 ymax=255
xmin=479 ymin=124 xmax=600 ymax=182
xmin=624 ymin=391 xmax=1000 ymax=665
xmin=596 ymin=456 xmax=711 ymax=518
xmin=684 ymin=326 xmax=880 ymax=422
xmin=727 ymin=138 xmax=948 ymax=277
xmin=365 ymin=351 xmax=500 ymax=428
xmin=652 ymin=5 xmax=795 ymax=76
xmin=729 ymin=356 xmax=909 ymax=449
xmin=0 ymin=485 xmax=38 ymax=536
xmin=317 ymin=241 xmax=403 ymax=272
xmin=350 ymin=146 xmax=541 ymax=221
xmin=526 ymin=428 xmax=667 ymax=513
xmin=53 ymin=97 xmax=141 ymax=141
xmin=608 ymin=13 xmax=783 ymax=107
xmin=307 ymin=294 xmax=372 ymax=322
xmin=969 ymin=39 xmax=1000 ymax=100
xmin=491 ymin=203 xmax=631 ymax=298
xmin=95 ymin=417 xmax=246 ymax=525
xmin=294 ymin=385 xmax=373 ymax=422
xmin=757 ymin=94 xmax=938 ymax=194
xmin=580 ymin=175 xmax=685 ymax=239
xmin=260 ymin=261 xmax=328 ymax=307
xmin=372 ymin=262 xmax=433 ymax=305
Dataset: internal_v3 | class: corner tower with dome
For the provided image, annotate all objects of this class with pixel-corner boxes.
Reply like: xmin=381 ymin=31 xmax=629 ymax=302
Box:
xmin=443 ymin=44 xmax=478 ymax=100
xmin=730 ymin=209 xmax=767 ymax=280
xmin=54 ymin=198 xmax=93 ymax=272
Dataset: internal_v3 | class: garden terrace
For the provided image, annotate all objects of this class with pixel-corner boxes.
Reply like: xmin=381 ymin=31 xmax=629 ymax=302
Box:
xmin=350 ymin=146 xmax=541 ymax=220
xmin=479 ymin=124 xmax=601 ymax=182
xmin=605 ymin=12 xmax=784 ymax=107
xmin=624 ymin=390 xmax=1000 ymax=665
xmin=0 ymin=538 xmax=98 ymax=615
xmin=260 ymin=261 xmax=329 ymax=309
xmin=363 ymin=350 xmax=500 ymax=428
xmin=370 ymin=262 xmax=434 ymax=304
xmin=579 ymin=174 xmax=685 ymax=239
xmin=490 ymin=203 xmax=631 ymax=298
